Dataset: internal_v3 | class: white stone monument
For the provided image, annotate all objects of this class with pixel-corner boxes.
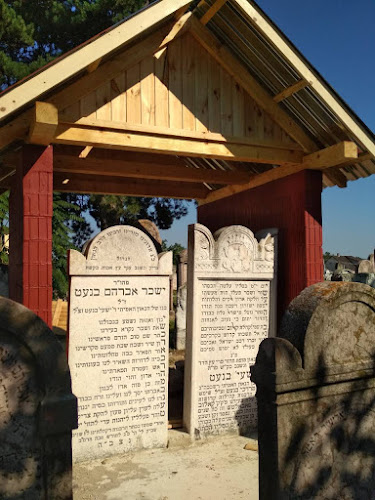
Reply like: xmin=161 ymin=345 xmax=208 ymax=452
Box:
xmin=68 ymin=225 xmax=172 ymax=462
xmin=183 ymin=224 xmax=277 ymax=438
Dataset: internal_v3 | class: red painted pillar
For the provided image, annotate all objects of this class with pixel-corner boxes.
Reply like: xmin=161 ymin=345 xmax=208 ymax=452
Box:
xmin=198 ymin=170 xmax=323 ymax=321
xmin=9 ymin=145 xmax=53 ymax=327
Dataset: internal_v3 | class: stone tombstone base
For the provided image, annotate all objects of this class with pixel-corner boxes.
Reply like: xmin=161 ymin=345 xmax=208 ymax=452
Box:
xmin=183 ymin=224 xmax=277 ymax=438
xmin=252 ymin=282 xmax=375 ymax=500
xmin=0 ymin=297 xmax=77 ymax=500
xmin=68 ymin=225 xmax=172 ymax=462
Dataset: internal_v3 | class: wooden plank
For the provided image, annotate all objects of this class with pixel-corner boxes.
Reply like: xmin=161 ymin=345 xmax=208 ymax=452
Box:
xmin=200 ymin=141 xmax=358 ymax=204
xmin=208 ymin=56 xmax=221 ymax=133
xmin=87 ymin=58 xmax=102 ymax=74
xmin=200 ymin=0 xmax=229 ymax=25
xmin=154 ymin=47 xmax=169 ymax=128
xmin=168 ymin=37 xmax=183 ymax=129
xmin=195 ymin=44 xmax=209 ymax=132
xmin=233 ymin=0 xmax=375 ymax=157
xmin=54 ymin=154 xmax=252 ymax=184
xmin=182 ymin=33 xmax=196 ymax=131
xmin=29 ymin=101 xmax=58 ymax=145
xmin=53 ymin=299 xmax=63 ymax=326
xmin=54 ymin=172 xmax=210 ymax=200
xmin=96 ymin=81 xmax=112 ymax=121
xmin=126 ymin=64 xmax=141 ymax=124
xmin=60 ymin=101 xmax=80 ymax=122
xmin=273 ymin=80 xmax=310 ymax=103
xmin=140 ymin=56 xmax=155 ymax=126
xmin=67 ymin=117 xmax=304 ymax=150
xmin=0 ymin=111 xmax=31 ymax=151
xmin=189 ymin=16 xmax=318 ymax=152
xmin=79 ymin=91 xmax=97 ymax=121
xmin=0 ymin=0 xmax=191 ymax=122
xmin=111 ymin=73 xmax=126 ymax=122
xmin=232 ymin=81 xmax=245 ymax=137
xmin=79 ymin=146 xmax=93 ymax=158
xmin=220 ymin=68 xmax=233 ymax=136
xmin=160 ymin=11 xmax=192 ymax=47
xmin=53 ymin=123 xmax=304 ymax=163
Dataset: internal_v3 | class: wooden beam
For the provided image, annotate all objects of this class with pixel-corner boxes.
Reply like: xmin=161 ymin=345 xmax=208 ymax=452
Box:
xmin=323 ymin=167 xmax=347 ymax=188
xmin=68 ymin=117 xmax=303 ymax=151
xmin=189 ymin=16 xmax=318 ymax=153
xmin=273 ymin=80 xmax=310 ymax=103
xmin=233 ymin=0 xmax=375 ymax=158
xmin=87 ymin=58 xmax=102 ymax=73
xmin=160 ymin=11 xmax=193 ymax=46
xmin=29 ymin=102 xmax=58 ymax=145
xmin=0 ymin=111 xmax=31 ymax=151
xmin=54 ymin=22 xmax=182 ymax=115
xmin=52 ymin=123 xmax=304 ymax=164
xmin=200 ymin=141 xmax=358 ymax=204
xmin=200 ymin=0 xmax=229 ymax=25
xmin=54 ymin=154 xmax=251 ymax=185
xmin=54 ymin=173 xmax=210 ymax=200
xmin=0 ymin=0 xmax=191 ymax=122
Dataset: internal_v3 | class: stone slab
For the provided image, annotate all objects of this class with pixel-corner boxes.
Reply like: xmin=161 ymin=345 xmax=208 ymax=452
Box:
xmin=183 ymin=224 xmax=277 ymax=438
xmin=69 ymin=225 xmax=172 ymax=462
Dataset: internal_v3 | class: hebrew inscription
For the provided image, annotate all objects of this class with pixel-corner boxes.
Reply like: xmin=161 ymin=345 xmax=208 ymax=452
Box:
xmin=183 ymin=224 xmax=276 ymax=437
xmin=69 ymin=226 xmax=172 ymax=462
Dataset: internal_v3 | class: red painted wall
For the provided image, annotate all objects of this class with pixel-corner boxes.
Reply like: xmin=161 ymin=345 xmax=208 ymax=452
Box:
xmin=198 ymin=170 xmax=323 ymax=321
xmin=9 ymin=145 xmax=53 ymax=327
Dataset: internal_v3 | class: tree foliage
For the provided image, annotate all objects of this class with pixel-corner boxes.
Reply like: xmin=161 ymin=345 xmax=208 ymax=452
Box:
xmin=1 ymin=0 xmax=191 ymax=296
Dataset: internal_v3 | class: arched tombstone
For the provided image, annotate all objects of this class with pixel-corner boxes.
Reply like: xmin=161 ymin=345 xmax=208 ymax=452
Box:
xmin=68 ymin=225 xmax=172 ymax=462
xmin=252 ymin=282 xmax=375 ymax=500
xmin=0 ymin=297 xmax=77 ymax=499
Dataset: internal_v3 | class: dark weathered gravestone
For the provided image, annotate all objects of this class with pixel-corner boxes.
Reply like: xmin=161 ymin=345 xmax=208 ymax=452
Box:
xmin=252 ymin=282 xmax=375 ymax=500
xmin=0 ymin=297 xmax=77 ymax=500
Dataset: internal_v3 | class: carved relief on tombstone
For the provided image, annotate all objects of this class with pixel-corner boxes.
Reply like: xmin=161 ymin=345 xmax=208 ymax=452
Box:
xmin=68 ymin=225 xmax=172 ymax=462
xmin=183 ymin=224 xmax=277 ymax=438
xmin=0 ymin=297 xmax=77 ymax=500
xmin=252 ymin=282 xmax=375 ymax=500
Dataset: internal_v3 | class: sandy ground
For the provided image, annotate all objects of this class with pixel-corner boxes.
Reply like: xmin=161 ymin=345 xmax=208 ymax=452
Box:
xmin=73 ymin=431 xmax=259 ymax=500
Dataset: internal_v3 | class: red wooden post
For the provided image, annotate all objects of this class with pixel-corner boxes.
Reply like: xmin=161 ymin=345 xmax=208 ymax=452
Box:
xmin=9 ymin=145 xmax=53 ymax=327
xmin=198 ymin=170 xmax=323 ymax=321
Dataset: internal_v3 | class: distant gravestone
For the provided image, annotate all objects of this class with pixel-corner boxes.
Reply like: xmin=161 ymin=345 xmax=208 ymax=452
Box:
xmin=176 ymin=284 xmax=187 ymax=350
xmin=183 ymin=224 xmax=277 ymax=438
xmin=0 ymin=297 xmax=77 ymax=499
xmin=252 ymin=282 xmax=375 ymax=500
xmin=68 ymin=225 xmax=172 ymax=462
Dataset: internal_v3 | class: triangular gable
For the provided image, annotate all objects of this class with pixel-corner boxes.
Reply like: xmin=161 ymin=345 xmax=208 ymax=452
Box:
xmin=59 ymin=32 xmax=299 ymax=149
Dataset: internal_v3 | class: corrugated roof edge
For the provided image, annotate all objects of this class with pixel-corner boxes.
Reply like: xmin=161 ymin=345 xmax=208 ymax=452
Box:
xmin=247 ymin=0 xmax=375 ymax=143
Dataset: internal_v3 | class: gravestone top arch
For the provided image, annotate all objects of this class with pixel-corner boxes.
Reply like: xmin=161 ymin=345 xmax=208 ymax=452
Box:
xmin=252 ymin=282 xmax=375 ymax=500
xmin=70 ymin=225 xmax=171 ymax=276
xmin=0 ymin=297 xmax=77 ymax=499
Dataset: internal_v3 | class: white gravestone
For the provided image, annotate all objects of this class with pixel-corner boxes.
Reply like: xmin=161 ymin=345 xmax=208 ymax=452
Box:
xmin=68 ymin=226 xmax=172 ymax=462
xmin=183 ymin=224 xmax=277 ymax=438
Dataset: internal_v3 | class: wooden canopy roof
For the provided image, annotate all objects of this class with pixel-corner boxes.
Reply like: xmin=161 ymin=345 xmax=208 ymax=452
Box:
xmin=0 ymin=0 xmax=374 ymax=203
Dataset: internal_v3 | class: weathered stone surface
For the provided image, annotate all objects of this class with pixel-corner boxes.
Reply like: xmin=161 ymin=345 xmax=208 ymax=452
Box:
xmin=69 ymin=225 xmax=172 ymax=462
xmin=177 ymin=249 xmax=188 ymax=288
xmin=183 ymin=224 xmax=277 ymax=438
xmin=252 ymin=281 xmax=375 ymax=500
xmin=176 ymin=284 xmax=187 ymax=350
xmin=0 ymin=297 xmax=77 ymax=499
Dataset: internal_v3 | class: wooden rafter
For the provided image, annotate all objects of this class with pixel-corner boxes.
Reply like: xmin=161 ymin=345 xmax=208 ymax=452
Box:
xmin=273 ymin=80 xmax=310 ymax=103
xmin=54 ymin=153 xmax=251 ymax=185
xmin=0 ymin=0 xmax=191 ymax=122
xmin=323 ymin=167 xmax=347 ymax=188
xmin=54 ymin=172 xmax=210 ymax=199
xmin=200 ymin=0 xmax=229 ymax=25
xmin=189 ymin=16 xmax=318 ymax=153
xmin=199 ymin=141 xmax=358 ymax=204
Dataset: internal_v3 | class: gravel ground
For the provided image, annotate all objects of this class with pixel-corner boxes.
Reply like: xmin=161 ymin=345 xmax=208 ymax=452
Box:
xmin=73 ymin=431 xmax=259 ymax=500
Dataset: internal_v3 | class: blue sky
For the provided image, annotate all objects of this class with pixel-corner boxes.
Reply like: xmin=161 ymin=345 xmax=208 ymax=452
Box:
xmin=161 ymin=0 xmax=375 ymax=258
